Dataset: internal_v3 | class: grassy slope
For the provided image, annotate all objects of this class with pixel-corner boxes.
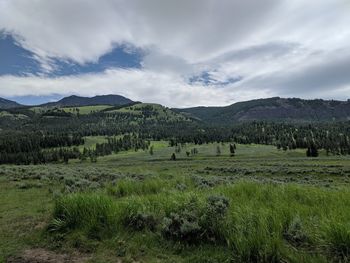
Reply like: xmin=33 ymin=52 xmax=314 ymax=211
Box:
xmin=61 ymin=105 xmax=113 ymax=115
xmin=107 ymin=103 xmax=189 ymax=121
xmin=29 ymin=103 xmax=190 ymax=123
xmin=0 ymin=111 xmax=28 ymax=119
xmin=0 ymin=143 xmax=349 ymax=262
xmin=30 ymin=105 xmax=114 ymax=115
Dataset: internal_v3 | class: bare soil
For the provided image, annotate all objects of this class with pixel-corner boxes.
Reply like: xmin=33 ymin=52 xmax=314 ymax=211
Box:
xmin=7 ymin=248 xmax=90 ymax=263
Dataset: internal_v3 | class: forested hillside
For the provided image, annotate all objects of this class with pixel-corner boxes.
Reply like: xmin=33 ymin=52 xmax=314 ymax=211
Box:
xmin=0 ymin=98 xmax=350 ymax=164
xmin=176 ymin=97 xmax=350 ymax=124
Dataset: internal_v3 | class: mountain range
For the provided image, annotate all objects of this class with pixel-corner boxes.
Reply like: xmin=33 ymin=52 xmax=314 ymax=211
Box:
xmin=0 ymin=95 xmax=350 ymax=123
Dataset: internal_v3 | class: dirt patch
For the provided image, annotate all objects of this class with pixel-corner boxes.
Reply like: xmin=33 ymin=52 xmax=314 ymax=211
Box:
xmin=7 ymin=248 xmax=90 ymax=263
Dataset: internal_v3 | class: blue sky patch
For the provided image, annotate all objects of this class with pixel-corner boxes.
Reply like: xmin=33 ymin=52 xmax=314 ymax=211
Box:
xmin=51 ymin=45 xmax=143 ymax=76
xmin=189 ymin=71 xmax=242 ymax=86
xmin=0 ymin=32 xmax=144 ymax=77
xmin=0 ymin=33 xmax=42 ymax=76
xmin=7 ymin=94 xmax=64 ymax=106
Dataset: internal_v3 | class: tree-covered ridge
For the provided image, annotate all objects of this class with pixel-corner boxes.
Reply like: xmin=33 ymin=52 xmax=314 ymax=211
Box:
xmin=0 ymin=98 xmax=350 ymax=165
xmin=176 ymin=97 xmax=350 ymax=123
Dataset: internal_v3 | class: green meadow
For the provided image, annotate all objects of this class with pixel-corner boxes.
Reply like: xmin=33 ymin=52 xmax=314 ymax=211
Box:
xmin=62 ymin=105 xmax=113 ymax=115
xmin=1 ymin=142 xmax=349 ymax=262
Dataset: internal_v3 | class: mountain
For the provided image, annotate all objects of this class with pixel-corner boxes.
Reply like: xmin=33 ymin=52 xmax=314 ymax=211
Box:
xmin=0 ymin=97 xmax=22 ymax=109
xmin=176 ymin=97 xmax=350 ymax=124
xmin=42 ymin=94 xmax=133 ymax=107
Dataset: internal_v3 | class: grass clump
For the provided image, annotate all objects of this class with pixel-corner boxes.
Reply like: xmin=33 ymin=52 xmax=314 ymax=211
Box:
xmin=107 ymin=178 xmax=165 ymax=197
xmin=224 ymin=208 xmax=285 ymax=263
xmin=49 ymin=193 xmax=117 ymax=240
xmin=323 ymin=222 xmax=350 ymax=262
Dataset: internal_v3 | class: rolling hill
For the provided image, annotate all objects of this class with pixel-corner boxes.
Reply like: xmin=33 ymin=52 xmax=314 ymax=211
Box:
xmin=105 ymin=102 xmax=191 ymax=122
xmin=176 ymin=97 xmax=350 ymax=124
xmin=0 ymin=97 xmax=22 ymax=109
xmin=41 ymin=94 xmax=133 ymax=107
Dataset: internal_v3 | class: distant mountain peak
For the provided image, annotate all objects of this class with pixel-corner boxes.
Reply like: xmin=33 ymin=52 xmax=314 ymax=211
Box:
xmin=0 ymin=97 xmax=22 ymax=109
xmin=42 ymin=94 xmax=134 ymax=107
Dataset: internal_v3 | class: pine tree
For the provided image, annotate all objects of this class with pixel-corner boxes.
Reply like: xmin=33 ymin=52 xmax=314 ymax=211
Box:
xmin=229 ymin=144 xmax=235 ymax=156
xmin=216 ymin=145 xmax=221 ymax=156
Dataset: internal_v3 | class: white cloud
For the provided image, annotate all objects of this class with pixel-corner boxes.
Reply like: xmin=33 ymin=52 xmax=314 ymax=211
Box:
xmin=0 ymin=0 xmax=281 ymax=63
xmin=0 ymin=68 xmax=272 ymax=107
xmin=1 ymin=0 xmax=350 ymax=105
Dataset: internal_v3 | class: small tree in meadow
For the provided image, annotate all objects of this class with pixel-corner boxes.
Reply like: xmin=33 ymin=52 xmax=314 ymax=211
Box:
xmin=216 ymin=146 xmax=221 ymax=156
xmin=229 ymin=144 xmax=235 ymax=157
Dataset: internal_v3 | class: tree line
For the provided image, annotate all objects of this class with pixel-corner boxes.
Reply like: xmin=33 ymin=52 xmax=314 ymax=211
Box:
xmin=0 ymin=108 xmax=349 ymax=164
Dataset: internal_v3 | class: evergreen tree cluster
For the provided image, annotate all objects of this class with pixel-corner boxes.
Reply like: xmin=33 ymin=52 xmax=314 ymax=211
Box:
xmin=0 ymin=131 xmax=83 ymax=164
xmin=231 ymin=121 xmax=350 ymax=155
xmin=92 ymin=134 xmax=149 ymax=157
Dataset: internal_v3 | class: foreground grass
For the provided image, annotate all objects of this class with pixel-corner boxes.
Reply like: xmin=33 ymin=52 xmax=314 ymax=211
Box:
xmin=0 ymin=178 xmax=53 ymax=262
xmin=49 ymin=178 xmax=350 ymax=262
xmin=1 ymin=143 xmax=349 ymax=262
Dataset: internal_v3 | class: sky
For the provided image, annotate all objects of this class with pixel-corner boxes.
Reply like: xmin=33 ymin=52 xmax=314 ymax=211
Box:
xmin=0 ymin=0 xmax=350 ymax=107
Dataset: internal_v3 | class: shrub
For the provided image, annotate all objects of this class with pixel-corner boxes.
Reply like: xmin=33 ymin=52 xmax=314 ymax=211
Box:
xmin=17 ymin=182 xmax=43 ymax=189
xmin=283 ymin=216 xmax=309 ymax=247
xmin=161 ymin=195 xmax=229 ymax=244
xmin=125 ymin=212 xmax=157 ymax=231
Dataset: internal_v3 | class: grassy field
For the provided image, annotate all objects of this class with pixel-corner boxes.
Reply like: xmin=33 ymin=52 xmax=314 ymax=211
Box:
xmin=1 ymin=142 xmax=349 ymax=262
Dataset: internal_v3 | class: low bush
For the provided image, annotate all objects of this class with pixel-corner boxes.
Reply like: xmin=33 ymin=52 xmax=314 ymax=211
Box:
xmin=125 ymin=212 xmax=157 ymax=231
xmin=161 ymin=195 xmax=229 ymax=244
xmin=283 ymin=216 xmax=309 ymax=247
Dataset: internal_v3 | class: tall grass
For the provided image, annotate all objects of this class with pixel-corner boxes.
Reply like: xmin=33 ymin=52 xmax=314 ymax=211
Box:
xmin=50 ymin=181 xmax=350 ymax=262
xmin=107 ymin=178 xmax=165 ymax=197
xmin=49 ymin=193 xmax=118 ymax=239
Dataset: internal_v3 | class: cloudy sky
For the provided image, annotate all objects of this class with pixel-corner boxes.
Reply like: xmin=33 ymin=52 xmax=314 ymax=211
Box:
xmin=0 ymin=0 xmax=350 ymax=106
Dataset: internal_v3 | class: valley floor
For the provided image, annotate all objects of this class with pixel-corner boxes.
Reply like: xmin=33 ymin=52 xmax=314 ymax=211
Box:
xmin=1 ymin=143 xmax=350 ymax=262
